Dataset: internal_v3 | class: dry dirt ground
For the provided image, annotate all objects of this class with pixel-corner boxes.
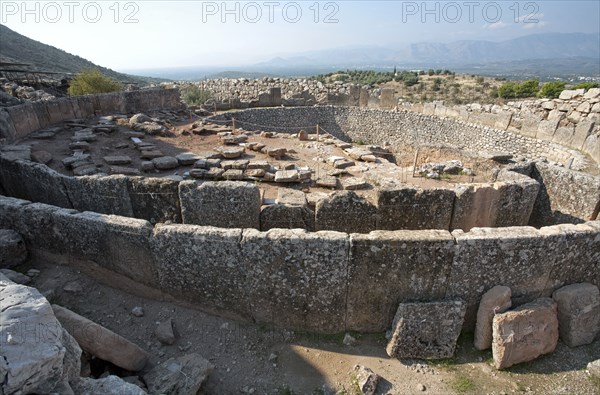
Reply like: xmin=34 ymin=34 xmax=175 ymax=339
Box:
xmin=15 ymin=259 xmax=600 ymax=395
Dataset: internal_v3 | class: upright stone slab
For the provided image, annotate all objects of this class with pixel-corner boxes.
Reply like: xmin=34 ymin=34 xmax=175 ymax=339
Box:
xmin=150 ymin=224 xmax=249 ymax=319
xmin=242 ymin=228 xmax=349 ymax=332
xmin=315 ymin=191 xmax=377 ymax=233
xmin=492 ymin=298 xmax=559 ymax=369
xmin=127 ymin=176 xmax=182 ymax=223
xmin=552 ymin=283 xmax=600 ymax=347
xmin=474 ymin=286 xmax=512 ymax=350
xmin=63 ymin=175 xmax=134 ymax=217
xmin=386 ymin=300 xmax=466 ymax=359
xmin=260 ymin=204 xmax=314 ymax=231
xmin=347 ymin=230 xmax=454 ymax=332
xmin=179 ymin=181 xmax=260 ymax=229
xmin=376 ymin=187 xmax=454 ymax=230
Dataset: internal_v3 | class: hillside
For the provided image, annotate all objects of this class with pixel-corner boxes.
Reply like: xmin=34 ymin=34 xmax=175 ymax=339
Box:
xmin=0 ymin=24 xmax=164 ymax=85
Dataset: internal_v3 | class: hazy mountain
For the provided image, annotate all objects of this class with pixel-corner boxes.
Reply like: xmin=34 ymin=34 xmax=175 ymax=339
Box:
xmin=252 ymin=33 xmax=600 ymax=77
xmin=0 ymin=24 xmax=164 ymax=85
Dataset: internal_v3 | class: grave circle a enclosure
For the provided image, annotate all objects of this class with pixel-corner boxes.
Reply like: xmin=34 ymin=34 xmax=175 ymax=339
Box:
xmin=0 ymin=89 xmax=598 ymax=333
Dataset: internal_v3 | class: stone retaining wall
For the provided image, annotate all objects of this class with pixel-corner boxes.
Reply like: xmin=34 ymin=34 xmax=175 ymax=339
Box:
xmin=2 ymin=194 xmax=598 ymax=333
xmin=0 ymin=88 xmax=183 ymax=141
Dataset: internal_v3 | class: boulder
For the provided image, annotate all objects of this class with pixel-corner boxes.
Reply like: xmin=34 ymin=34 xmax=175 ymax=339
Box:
xmin=74 ymin=375 xmax=147 ymax=395
xmin=152 ymin=156 xmax=179 ymax=170
xmin=492 ymin=298 xmax=559 ymax=369
xmin=0 ymin=274 xmax=81 ymax=395
xmin=354 ymin=365 xmax=381 ymax=395
xmin=386 ymin=300 xmax=466 ymax=359
xmin=143 ymin=353 xmax=213 ymax=395
xmin=552 ymin=283 xmax=600 ymax=347
xmin=0 ymin=268 xmax=31 ymax=284
xmin=52 ymin=304 xmax=149 ymax=371
xmin=474 ymin=286 xmax=512 ymax=350
xmin=129 ymin=113 xmax=152 ymax=125
xmin=155 ymin=318 xmax=176 ymax=345
xmin=0 ymin=229 xmax=27 ymax=268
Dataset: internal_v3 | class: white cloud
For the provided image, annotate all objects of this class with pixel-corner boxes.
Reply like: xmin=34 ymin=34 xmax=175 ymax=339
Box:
xmin=484 ymin=21 xmax=508 ymax=30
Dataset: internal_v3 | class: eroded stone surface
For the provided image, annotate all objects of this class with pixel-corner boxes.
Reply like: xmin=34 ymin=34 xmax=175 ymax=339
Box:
xmin=474 ymin=285 xmax=512 ymax=350
xmin=552 ymin=283 xmax=600 ymax=347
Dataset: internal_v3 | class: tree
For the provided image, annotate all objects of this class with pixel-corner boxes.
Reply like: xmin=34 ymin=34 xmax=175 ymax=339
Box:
xmin=538 ymin=81 xmax=567 ymax=99
xmin=498 ymin=82 xmax=518 ymax=99
xmin=515 ymin=79 xmax=539 ymax=98
xmin=68 ymin=69 xmax=123 ymax=96
xmin=180 ymin=84 xmax=213 ymax=106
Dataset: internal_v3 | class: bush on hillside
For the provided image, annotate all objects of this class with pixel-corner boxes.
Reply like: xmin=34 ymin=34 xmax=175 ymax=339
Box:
xmin=68 ymin=69 xmax=123 ymax=95
xmin=538 ymin=81 xmax=567 ymax=99
xmin=180 ymin=85 xmax=213 ymax=106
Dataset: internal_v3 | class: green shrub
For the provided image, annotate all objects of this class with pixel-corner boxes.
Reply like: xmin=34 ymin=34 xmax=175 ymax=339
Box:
xmin=180 ymin=85 xmax=212 ymax=106
xmin=538 ymin=81 xmax=567 ymax=98
xmin=572 ymin=82 xmax=599 ymax=90
xmin=498 ymin=82 xmax=518 ymax=99
xmin=68 ymin=69 xmax=123 ymax=96
xmin=498 ymin=79 xmax=539 ymax=99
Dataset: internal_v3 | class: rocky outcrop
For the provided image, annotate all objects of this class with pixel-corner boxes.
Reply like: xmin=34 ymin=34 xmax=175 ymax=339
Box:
xmin=0 ymin=274 xmax=81 ymax=395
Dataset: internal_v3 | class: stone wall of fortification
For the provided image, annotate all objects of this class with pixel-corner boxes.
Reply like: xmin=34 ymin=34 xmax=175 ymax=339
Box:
xmin=0 ymin=88 xmax=183 ymax=141
xmin=1 ymin=194 xmax=598 ymax=333
xmin=194 ymin=78 xmax=600 ymax=165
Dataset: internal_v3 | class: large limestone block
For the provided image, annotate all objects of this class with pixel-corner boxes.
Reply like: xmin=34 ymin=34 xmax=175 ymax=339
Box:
xmin=315 ymin=191 xmax=377 ymax=233
xmin=63 ymin=174 xmax=134 ymax=217
xmin=179 ymin=181 xmax=260 ymax=228
xmin=242 ymin=228 xmax=349 ymax=332
xmin=552 ymin=283 xmax=600 ymax=347
xmin=376 ymin=187 xmax=454 ymax=230
xmin=127 ymin=176 xmax=182 ymax=223
xmin=492 ymin=298 xmax=559 ymax=369
xmin=347 ymin=230 xmax=454 ymax=332
xmin=0 ymin=275 xmax=81 ymax=395
xmin=150 ymin=224 xmax=249 ymax=318
xmin=474 ymin=285 xmax=512 ymax=350
xmin=260 ymin=204 xmax=314 ymax=231
xmin=386 ymin=300 xmax=466 ymax=359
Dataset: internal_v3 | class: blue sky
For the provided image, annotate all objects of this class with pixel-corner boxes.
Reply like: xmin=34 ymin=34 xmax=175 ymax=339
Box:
xmin=2 ymin=1 xmax=599 ymax=70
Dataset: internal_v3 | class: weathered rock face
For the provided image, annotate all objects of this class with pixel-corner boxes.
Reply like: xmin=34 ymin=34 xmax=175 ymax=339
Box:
xmin=492 ymin=298 xmax=559 ymax=369
xmin=52 ymin=304 xmax=148 ymax=372
xmin=386 ymin=300 xmax=466 ymax=359
xmin=315 ymin=191 xmax=377 ymax=233
xmin=347 ymin=230 xmax=454 ymax=332
xmin=474 ymin=286 xmax=512 ymax=350
xmin=143 ymin=353 xmax=213 ymax=395
xmin=0 ymin=229 xmax=27 ymax=268
xmin=588 ymin=359 xmax=600 ymax=379
xmin=179 ymin=181 xmax=261 ymax=228
xmin=0 ymin=274 xmax=82 ymax=395
xmin=552 ymin=283 xmax=600 ymax=347
xmin=260 ymin=204 xmax=315 ymax=231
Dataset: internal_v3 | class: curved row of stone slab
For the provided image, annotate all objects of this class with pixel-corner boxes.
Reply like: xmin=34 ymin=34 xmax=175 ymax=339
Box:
xmin=2 ymin=153 xmax=598 ymax=231
xmin=1 ymin=194 xmax=598 ymax=333
xmin=0 ymin=88 xmax=183 ymax=141
xmin=210 ymin=106 xmax=592 ymax=169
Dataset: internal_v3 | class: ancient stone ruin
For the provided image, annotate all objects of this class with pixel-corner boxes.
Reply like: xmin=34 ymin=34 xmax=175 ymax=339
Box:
xmin=1 ymin=85 xmax=599 ymax=393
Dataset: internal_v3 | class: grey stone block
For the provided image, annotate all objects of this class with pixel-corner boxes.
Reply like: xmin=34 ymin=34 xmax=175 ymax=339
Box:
xmin=151 ymin=224 xmax=249 ymax=318
xmin=376 ymin=187 xmax=454 ymax=230
xmin=386 ymin=300 xmax=466 ymax=359
xmin=179 ymin=181 xmax=260 ymax=228
xmin=260 ymin=204 xmax=314 ymax=231
xmin=242 ymin=228 xmax=349 ymax=332
xmin=315 ymin=191 xmax=377 ymax=233
xmin=63 ymin=175 xmax=133 ymax=217
xmin=347 ymin=230 xmax=454 ymax=332
xmin=552 ymin=283 xmax=600 ymax=347
xmin=0 ymin=229 xmax=27 ymax=268
xmin=127 ymin=176 xmax=182 ymax=223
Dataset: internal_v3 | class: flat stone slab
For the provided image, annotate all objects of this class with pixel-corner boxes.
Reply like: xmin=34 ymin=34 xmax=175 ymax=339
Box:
xmin=386 ymin=300 xmax=466 ymax=359
xmin=247 ymin=160 xmax=270 ymax=171
xmin=316 ymin=176 xmax=338 ymax=189
xmin=267 ymin=147 xmax=287 ymax=159
xmin=343 ymin=178 xmax=370 ymax=190
xmin=140 ymin=150 xmax=164 ymax=159
xmin=221 ymin=160 xmax=249 ymax=170
xmin=277 ymin=188 xmax=307 ymax=206
xmin=176 ymin=153 xmax=201 ymax=166
xmin=30 ymin=130 xmax=57 ymax=139
xmin=333 ymin=159 xmax=355 ymax=169
xmin=275 ymin=170 xmax=299 ymax=183
xmin=492 ymin=298 xmax=558 ymax=369
xmin=109 ymin=166 xmax=141 ymax=176
xmin=72 ymin=164 xmax=98 ymax=176
xmin=222 ymin=169 xmax=244 ymax=180
xmin=217 ymin=146 xmax=244 ymax=159
xmin=103 ymin=156 xmax=132 ymax=165
xmin=152 ymin=156 xmax=179 ymax=170
xmin=552 ymin=283 xmax=600 ymax=347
